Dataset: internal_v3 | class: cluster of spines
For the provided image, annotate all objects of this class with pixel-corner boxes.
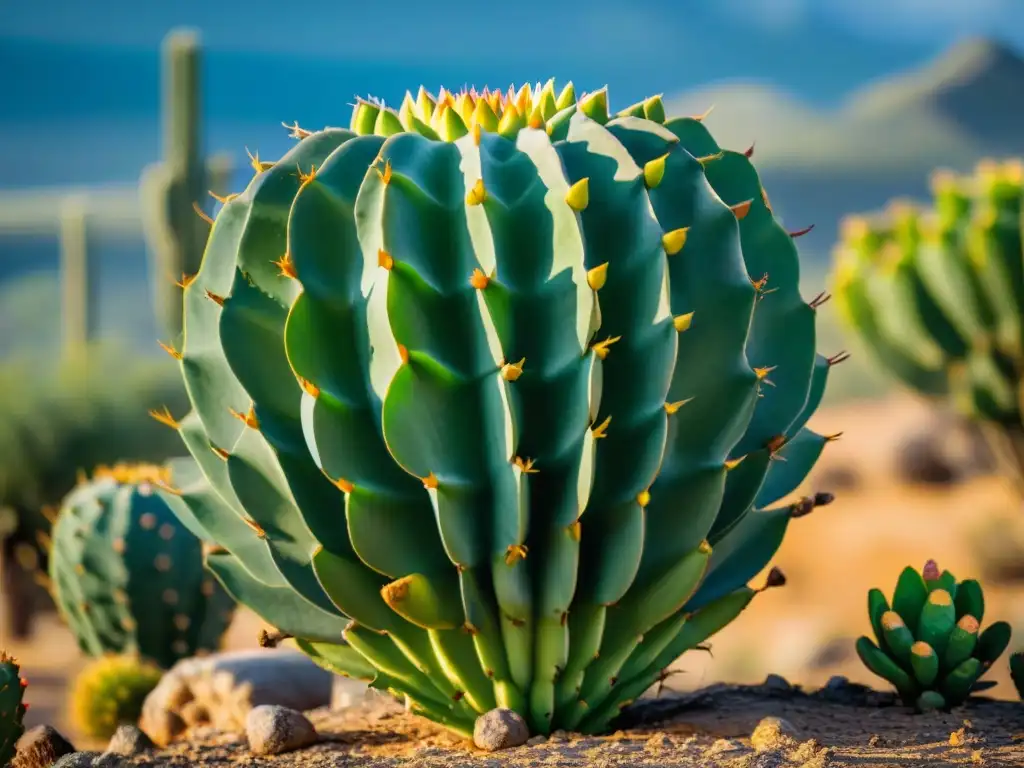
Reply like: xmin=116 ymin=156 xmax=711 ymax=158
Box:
xmin=856 ymin=560 xmax=1010 ymax=711
xmin=0 ymin=652 xmax=28 ymax=767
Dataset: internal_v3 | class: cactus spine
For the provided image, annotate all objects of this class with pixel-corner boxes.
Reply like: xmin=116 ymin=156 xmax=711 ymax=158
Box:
xmin=156 ymin=82 xmax=838 ymax=736
xmin=0 ymin=652 xmax=27 ymax=767
xmin=140 ymin=28 xmax=232 ymax=339
xmin=833 ymin=160 xmax=1024 ymax=495
xmin=857 ymin=560 xmax=1010 ymax=710
xmin=48 ymin=463 xmax=235 ymax=670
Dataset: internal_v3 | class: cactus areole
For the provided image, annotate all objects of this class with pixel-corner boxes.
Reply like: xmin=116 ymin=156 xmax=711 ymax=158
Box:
xmin=48 ymin=463 xmax=236 ymax=669
xmin=155 ymin=82 xmax=838 ymax=736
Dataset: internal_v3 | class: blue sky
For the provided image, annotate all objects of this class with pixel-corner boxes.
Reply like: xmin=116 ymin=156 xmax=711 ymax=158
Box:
xmin=5 ymin=0 xmax=1024 ymax=106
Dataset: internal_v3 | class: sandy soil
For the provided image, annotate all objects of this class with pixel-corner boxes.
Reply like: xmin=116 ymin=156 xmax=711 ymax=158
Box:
xmin=3 ymin=393 xmax=1024 ymax=760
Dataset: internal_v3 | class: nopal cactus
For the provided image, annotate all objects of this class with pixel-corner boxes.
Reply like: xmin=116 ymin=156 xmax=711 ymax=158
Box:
xmin=0 ymin=652 xmax=27 ymax=766
xmin=857 ymin=560 xmax=1010 ymax=711
xmin=832 ymin=160 xmax=1024 ymax=493
xmin=48 ymin=463 xmax=236 ymax=670
xmin=153 ymin=81 xmax=839 ymax=736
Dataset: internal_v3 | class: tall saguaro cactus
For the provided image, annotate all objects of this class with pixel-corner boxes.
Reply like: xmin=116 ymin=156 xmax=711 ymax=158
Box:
xmin=140 ymin=29 xmax=232 ymax=339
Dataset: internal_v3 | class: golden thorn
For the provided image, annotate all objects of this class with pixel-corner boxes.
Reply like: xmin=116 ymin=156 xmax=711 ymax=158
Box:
xmin=501 ymin=358 xmax=526 ymax=381
xmin=375 ymin=159 xmax=393 ymax=185
xmin=331 ymin=476 xmax=354 ymax=493
xmin=766 ymin=434 xmax=787 ymax=453
xmin=591 ymin=415 xmax=612 ymax=439
xmin=673 ymin=312 xmax=694 ymax=332
xmin=282 ymin=120 xmax=313 ymax=139
xmin=513 ymin=456 xmax=539 ymax=474
xmin=565 ymin=177 xmax=590 ymax=211
xmin=158 ymin=340 xmax=182 ymax=360
xmin=148 ymin=406 xmax=180 ymax=430
xmin=210 ymin=445 xmax=230 ymax=461
xmin=729 ymin=199 xmax=753 ymax=220
xmin=243 ymin=518 xmax=267 ymax=538
xmin=175 ymin=272 xmax=196 ymax=289
xmin=191 ymin=201 xmax=214 ymax=225
xmin=567 ymin=521 xmax=582 ymax=541
xmin=644 ymin=154 xmax=669 ymax=189
xmin=296 ymin=164 xmax=317 ymax=186
xmin=422 ymin=472 xmax=439 ymax=489
xmin=230 ymin=405 xmax=260 ymax=430
xmin=698 ymin=539 xmax=712 ymax=554
xmin=662 ymin=227 xmax=689 ymax=256
xmin=636 ymin=490 xmax=651 ymax=508
xmin=397 ymin=344 xmax=410 ymax=364
xmin=591 ymin=335 xmax=622 ymax=360
xmin=208 ymin=190 xmax=237 ymax=205
xmin=664 ymin=398 xmax=693 ymax=415
xmin=246 ymin=147 xmax=275 ymax=172
xmin=470 ymin=267 xmax=490 ymax=290
xmin=297 ymin=377 xmax=321 ymax=398
xmin=378 ymin=249 xmax=395 ymax=270
xmin=505 ymin=544 xmax=529 ymax=566
xmin=466 ymin=178 xmax=488 ymax=206
xmin=724 ymin=455 xmax=745 ymax=470
xmin=692 ymin=105 xmax=715 ymax=122
xmin=754 ymin=365 xmax=776 ymax=385
xmin=272 ymin=252 xmax=297 ymax=279
xmin=205 ymin=289 xmax=225 ymax=306
xmin=824 ymin=431 xmax=844 ymax=442
xmin=587 ymin=262 xmax=609 ymax=291
xmin=696 ymin=151 xmax=724 ymax=166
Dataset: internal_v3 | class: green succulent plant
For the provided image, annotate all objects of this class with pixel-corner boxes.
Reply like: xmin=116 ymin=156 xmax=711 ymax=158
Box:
xmin=0 ymin=652 xmax=27 ymax=767
xmin=1011 ymin=651 xmax=1024 ymax=699
xmin=832 ymin=160 xmax=1024 ymax=495
xmin=48 ymin=463 xmax=236 ymax=670
xmin=69 ymin=654 xmax=164 ymax=740
xmin=856 ymin=559 xmax=1010 ymax=711
xmin=154 ymin=81 xmax=840 ymax=737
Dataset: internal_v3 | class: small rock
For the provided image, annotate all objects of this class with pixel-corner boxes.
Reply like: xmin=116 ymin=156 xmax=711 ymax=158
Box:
xmin=790 ymin=739 xmax=821 ymax=761
xmin=92 ymin=754 xmax=127 ymax=768
xmin=12 ymin=724 xmax=77 ymax=768
xmin=246 ymin=705 xmax=318 ymax=756
xmin=525 ymin=735 xmax=547 ymax=746
xmin=644 ymin=732 xmax=673 ymax=750
xmin=104 ymin=725 xmax=154 ymax=756
xmin=707 ymin=738 xmax=743 ymax=755
xmin=52 ymin=753 xmax=101 ymax=768
xmin=548 ymin=729 xmax=569 ymax=743
xmin=750 ymin=716 xmax=800 ymax=753
xmin=762 ymin=674 xmax=793 ymax=694
xmin=868 ymin=734 xmax=885 ymax=747
xmin=473 ymin=708 xmax=530 ymax=752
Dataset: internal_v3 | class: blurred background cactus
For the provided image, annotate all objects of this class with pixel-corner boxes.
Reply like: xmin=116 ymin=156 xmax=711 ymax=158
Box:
xmin=47 ymin=463 xmax=235 ymax=669
xmin=139 ymin=28 xmax=233 ymax=339
xmin=0 ymin=349 xmax=189 ymax=640
xmin=0 ymin=652 xmax=27 ymax=765
xmin=68 ymin=654 xmax=163 ymax=740
xmin=856 ymin=560 xmax=1010 ymax=710
xmin=157 ymin=82 xmax=839 ymax=736
xmin=832 ymin=160 xmax=1024 ymax=498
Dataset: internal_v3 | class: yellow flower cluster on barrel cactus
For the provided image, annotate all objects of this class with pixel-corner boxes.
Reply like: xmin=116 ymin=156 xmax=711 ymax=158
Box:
xmin=153 ymin=80 xmax=839 ymax=737
xmin=833 ymin=159 xmax=1024 ymax=492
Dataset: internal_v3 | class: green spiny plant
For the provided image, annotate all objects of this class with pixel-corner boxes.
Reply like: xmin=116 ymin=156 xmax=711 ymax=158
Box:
xmin=0 ymin=347 xmax=190 ymax=640
xmin=69 ymin=654 xmax=163 ymax=740
xmin=153 ymin=81 xmax=841 ymax=737
xmin=0 ymin=652 xmax=27 ymax=766
xmin=140 ymin=28 xmax=233 ymax=338
xmin=832 ymin=160 xmax=1024 ymax=495
xmin=856 ymin=559 xmax=1010 ymax=711
xmin=48 ymin=463 xmax=236 ymax=670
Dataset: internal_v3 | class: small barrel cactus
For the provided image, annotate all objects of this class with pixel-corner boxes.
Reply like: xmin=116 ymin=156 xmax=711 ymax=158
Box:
xmin=48 ymin=463 xmax=236 ymax=669
xmin=832 ymin=160 xmax=1024 ymax=494
xmin=154 ymin=81 xmax=840 ymax=736
xmin=856 ymin=560 xmax=1010 ymax=711
xmin=0 ymin=652 xmax=28 ymax=766
xmin=69 ymin=654 xmax=163 ymax=740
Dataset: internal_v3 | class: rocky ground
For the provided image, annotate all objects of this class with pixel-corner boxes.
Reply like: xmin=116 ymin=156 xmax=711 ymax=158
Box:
xmin=31 ymin=679 xmax=1024 ymax=767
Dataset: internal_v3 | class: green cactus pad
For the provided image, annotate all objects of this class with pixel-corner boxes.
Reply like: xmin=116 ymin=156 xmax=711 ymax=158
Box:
xmin=158 ymin=83 xmax=836 ymax=736
xmin=856 ymin=561 xmax=1009 ymax=710
xmin=49 ymin=463 xmax=235 ymax=669
xmin=833 ymin=161 xmax=1024 ymax=495
xmin=0 ymin=652 xmax=27 ymax=767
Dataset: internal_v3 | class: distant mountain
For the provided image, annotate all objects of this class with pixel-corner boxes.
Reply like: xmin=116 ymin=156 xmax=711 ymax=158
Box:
xmin=664 ymin=36 xmax=1024 ymax=174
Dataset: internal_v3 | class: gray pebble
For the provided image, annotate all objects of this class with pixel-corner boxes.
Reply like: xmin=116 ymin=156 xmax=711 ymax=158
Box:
xmin=104 ymin=725 xmax=154 ymax=756
xmin=245 ymin=704 xmax=318 ymax=756
xmin=763 ymin=674 xmax=792 ymax=691
xmin=12 ymin=725 xmax=77 ymax=768
xmin=51 ymin=752 xmax=102 ymax=768
xmin=473 ymin=708 xmax=530 ymax=751
xmin=750 ymin=716 xmax=800 ymax=753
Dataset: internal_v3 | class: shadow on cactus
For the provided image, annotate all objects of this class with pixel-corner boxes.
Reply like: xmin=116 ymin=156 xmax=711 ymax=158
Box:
xmin=832 ymin=161 xmax=1024 ymax=496
xmin=153 ymin=81 xmax=841 ymax=737
xmin=48 ymin=463 xmax=236 ymax=670
xmin=70 ymin=654 xmax=163 ymax=740
xmin=856 ymin=560 xmax=1010 ymax=711
xmin=0 ymin=652 xmax=28 ymax=766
